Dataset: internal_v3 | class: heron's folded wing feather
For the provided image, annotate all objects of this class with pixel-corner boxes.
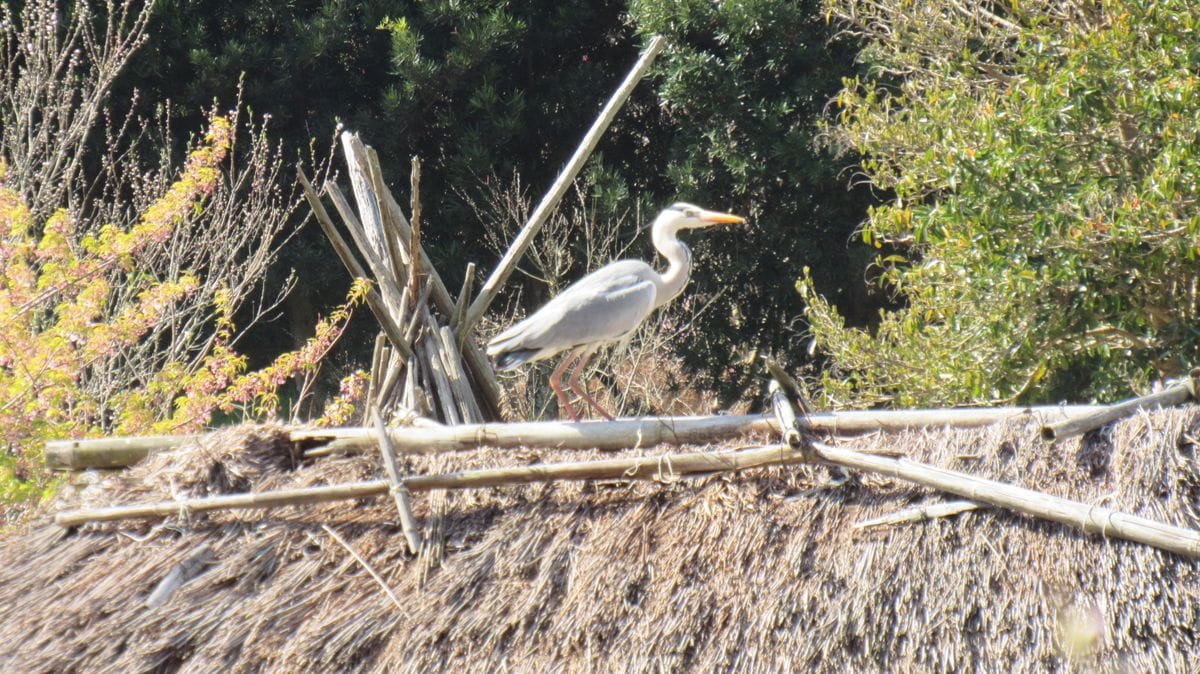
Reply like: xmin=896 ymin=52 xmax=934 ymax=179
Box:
xmin=487 ymin=261 xmax=658 ymax=356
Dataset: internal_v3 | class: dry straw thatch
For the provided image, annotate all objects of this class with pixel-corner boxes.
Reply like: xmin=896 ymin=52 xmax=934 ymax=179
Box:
xmin=2 ymin=411 xmax=1200 ymax=672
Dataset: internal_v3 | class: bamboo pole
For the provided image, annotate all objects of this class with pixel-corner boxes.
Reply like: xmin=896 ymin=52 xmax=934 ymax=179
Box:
xmin=853 ymin=500 xmax=983 ymax=530
xmin=55 ymin=481 xmax=392 ymax=527
xmin=44 ymin=435 xmax=204 ymax=471
xmin=366 ymin=333 xmax=386 ymax=405
xmin=810 ymin=440 xmax=1200 ymax=558
xmin=1041 ymin=371 xmax=1198 ymax=442
xmin=373 ymin=408 xmax=422 ymax=554
xmin=53 ymin=439 xmax=1200 ymax=559
xmin=300 ymin=405 xmax=1106 ymax=457
xmin=409 ymin=156 xmax=422 ymax=303
xmin=451 ymin=262 xmax=476 ymax=343
xmin=54 ymin=444 xmax=803 ymax=527
xmin=306 ymin=414 xmax=778 ymax=457
xmin=43 ymin=405 xmax=1111 ymax=471
xmin=459 ymin=35 xmax=667 ymax=337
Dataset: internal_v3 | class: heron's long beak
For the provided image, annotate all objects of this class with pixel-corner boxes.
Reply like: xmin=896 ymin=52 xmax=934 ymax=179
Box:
xmin=698 ymin=209 xmax=746 ymax=225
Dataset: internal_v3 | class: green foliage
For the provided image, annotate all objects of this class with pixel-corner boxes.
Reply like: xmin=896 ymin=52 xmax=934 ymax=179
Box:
xmin=807 ymin=0 xmax=1200 ymax=406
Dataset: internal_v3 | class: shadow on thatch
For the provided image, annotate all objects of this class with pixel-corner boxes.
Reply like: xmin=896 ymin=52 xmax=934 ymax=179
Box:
xmin=3 ymin=412 xmax=1200 ymax=672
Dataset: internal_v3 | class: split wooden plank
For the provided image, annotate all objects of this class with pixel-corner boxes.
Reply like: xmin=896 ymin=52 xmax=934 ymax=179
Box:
xmin=339 ymin=133 xmax=503 ymax=420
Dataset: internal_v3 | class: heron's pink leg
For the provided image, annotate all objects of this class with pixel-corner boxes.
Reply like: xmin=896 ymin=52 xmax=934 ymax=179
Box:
xmin=567 ymin=348 xmax=615 ymax=421
xmin=549 ymin=351 xmax=581 ymax=421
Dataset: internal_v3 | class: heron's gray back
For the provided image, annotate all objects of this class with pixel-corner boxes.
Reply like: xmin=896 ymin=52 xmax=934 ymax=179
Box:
xmin=487 ymin=260 xmax=659 ymax=361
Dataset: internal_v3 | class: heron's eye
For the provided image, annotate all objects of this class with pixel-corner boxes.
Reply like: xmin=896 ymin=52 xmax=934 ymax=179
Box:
xmin=684 ymin=209 xmax=699 ymax=218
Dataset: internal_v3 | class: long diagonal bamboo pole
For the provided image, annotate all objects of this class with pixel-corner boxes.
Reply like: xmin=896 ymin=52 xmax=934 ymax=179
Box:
xmin=458 ymin=35 xmax=666 ymax=337
xmin=809 ymin=440 xmax=1200 ymax=557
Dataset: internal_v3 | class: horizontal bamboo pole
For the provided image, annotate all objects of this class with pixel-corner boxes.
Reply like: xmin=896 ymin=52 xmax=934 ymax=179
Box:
xmin=45 ymin=435 xmax=203 ymax=471
xmin=55 ymin=444 xmax=805 ymax=527
xmin=301 ymin=405 xmax=1106 ymax=456
xmin=55 ymin=481 xmax=391 ymax=527
xmin=55 ymin=437 xmax=1200 ymax=559
xmin=305 ymin=414 xmax=778 ymax=456
xmin=44 ymin=405 xmax=1111 ymax=471
xmin=811 ymin=440 xmax=1200 ymax=558
xmin=1041 ymin=373 xmax=1197 ymax=442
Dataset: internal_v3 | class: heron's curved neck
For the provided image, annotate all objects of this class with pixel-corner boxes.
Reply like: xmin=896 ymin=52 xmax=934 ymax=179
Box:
xmin=652 ymin=220 xmax=691 ymax=307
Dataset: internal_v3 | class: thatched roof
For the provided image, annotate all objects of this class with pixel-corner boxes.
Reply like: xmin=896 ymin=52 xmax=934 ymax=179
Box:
xmin=2 ymin=410 xmax=1199 ymax=672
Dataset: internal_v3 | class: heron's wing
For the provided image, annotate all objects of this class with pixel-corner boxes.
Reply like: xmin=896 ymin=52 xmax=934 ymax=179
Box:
xmin=487 ymin=260 xmax=658 ymax=359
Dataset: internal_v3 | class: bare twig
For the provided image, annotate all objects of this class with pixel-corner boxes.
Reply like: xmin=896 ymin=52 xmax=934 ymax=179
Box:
xmin=853 ymin=499 xmax=983 ymax=530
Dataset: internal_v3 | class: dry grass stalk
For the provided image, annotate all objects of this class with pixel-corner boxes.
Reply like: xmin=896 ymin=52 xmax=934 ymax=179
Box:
xmin=853 ymin=499 xmax=984 ymax=530
xmin=321 ymin=524 xmax=407 ymax=614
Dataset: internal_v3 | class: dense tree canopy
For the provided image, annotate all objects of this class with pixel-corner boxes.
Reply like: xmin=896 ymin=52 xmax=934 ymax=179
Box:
xmin=806 ymin=0 xmax=1200 ymax=405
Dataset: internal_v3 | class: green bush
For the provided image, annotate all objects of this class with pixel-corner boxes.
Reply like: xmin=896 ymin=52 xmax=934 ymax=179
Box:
xmin=805 ymin=0 xmax=1200 ymax=406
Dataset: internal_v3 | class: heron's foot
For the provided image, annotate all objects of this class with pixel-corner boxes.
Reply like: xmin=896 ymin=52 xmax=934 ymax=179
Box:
xmin=568 ymin=380 xmax=615 ymax=421
xmin=548 ymin=375 xmax=581 ymax=421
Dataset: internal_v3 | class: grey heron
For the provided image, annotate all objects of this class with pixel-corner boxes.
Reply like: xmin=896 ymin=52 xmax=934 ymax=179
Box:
xmin=486 ymin=203 xmax=746 ymax=420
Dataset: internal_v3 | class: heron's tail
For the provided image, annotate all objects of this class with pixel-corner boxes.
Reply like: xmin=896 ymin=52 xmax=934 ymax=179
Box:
xmin=493 ymin=348 xmax=540 ymax=371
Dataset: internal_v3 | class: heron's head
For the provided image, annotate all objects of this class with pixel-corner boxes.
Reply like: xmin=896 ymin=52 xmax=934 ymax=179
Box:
xmin=658 ymin=202 xmax=746 ymax=231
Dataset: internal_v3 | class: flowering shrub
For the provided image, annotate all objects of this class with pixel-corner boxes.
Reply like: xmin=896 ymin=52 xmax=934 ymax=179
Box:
xmin=0 ymin=118 xmax=361 ymax=514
